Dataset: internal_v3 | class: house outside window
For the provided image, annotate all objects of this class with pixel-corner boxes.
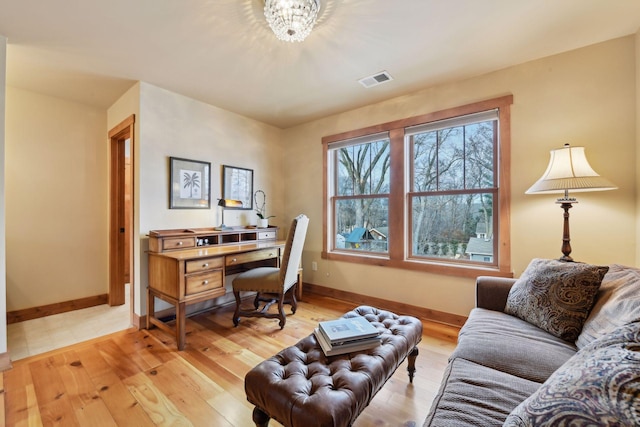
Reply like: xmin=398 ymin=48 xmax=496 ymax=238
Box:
xmin=406 ymin=110 xmax=499 ymax=265
xmin=329 ymin=133 xmax=390 ymax=255
xmin=322 ymin=96 xmax=513 ymax=278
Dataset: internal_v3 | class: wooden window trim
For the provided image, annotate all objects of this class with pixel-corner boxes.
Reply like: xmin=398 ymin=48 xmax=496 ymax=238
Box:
xmin=322 ymin=96 xmax=513 ymax=278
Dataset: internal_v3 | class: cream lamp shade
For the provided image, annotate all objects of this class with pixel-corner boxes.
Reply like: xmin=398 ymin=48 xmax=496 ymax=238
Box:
xmin=526 ymin=143 xmax=616 ymax=262
xmin=526 ymin=144 xmax=617 ymax=196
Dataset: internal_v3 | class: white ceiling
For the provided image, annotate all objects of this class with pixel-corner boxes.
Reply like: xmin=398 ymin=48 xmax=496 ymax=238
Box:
xmin=1 ymin=0 xmax=640 ymax=129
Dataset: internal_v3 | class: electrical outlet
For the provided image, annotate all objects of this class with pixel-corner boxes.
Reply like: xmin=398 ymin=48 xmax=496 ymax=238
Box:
xmin=311 ymin=261 xmax=318 ymax=271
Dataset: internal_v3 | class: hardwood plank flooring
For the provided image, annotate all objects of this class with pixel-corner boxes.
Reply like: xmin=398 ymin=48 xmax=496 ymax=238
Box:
xmin=3 ymin=293 xmax=459 ymax=427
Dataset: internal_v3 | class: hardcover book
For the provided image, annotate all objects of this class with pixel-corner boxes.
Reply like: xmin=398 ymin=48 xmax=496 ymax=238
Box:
xmin=314 ymin=328 xmax=381 ymax=356
xmin=318 ymin=316 xmax=380 ymax=345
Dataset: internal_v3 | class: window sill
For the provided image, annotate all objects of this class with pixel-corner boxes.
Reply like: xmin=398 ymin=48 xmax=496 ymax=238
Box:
xmin=323 ymin=251 xmax=514 ymax=279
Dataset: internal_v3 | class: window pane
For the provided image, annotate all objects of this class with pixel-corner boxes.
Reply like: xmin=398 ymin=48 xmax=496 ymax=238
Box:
xmin=334 ymin=197 xmax=388 ymax=253
xmin=336 ymin=138 xmax=390 ymax=196
xmin=464 ymin=121 xmax=495 ymax=189
xmin=411 ymin=120 xmax=495 ymax=191
xmin=412 ymin=132 xmax=438 ymax=191
xmin=437 ymin=127 xmax=464 ymax=191
xmin=411 ymin=193 xmax=494 ymax=263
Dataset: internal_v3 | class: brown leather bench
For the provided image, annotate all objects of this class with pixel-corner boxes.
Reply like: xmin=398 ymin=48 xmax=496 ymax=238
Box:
xmin=244 ymin=305 xmax=423 ymax=427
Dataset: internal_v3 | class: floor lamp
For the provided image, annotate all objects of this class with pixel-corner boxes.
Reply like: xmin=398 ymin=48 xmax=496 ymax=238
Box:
xmin=526 ymin=144 xmax=616 ymax=262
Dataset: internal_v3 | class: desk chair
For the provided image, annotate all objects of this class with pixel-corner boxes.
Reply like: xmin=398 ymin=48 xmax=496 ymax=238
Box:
xmin=232 ymin=214 xmax=309 ymax=328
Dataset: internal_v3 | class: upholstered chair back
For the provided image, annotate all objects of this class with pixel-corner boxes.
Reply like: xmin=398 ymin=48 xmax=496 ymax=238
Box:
xmin=280 ymin=214 xmax=309 ymax=291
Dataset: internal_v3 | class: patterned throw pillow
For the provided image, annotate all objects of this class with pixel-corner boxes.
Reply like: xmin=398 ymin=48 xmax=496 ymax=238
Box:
xmin=503 ymin=321 xmax=640 ymax=427
xmin=576 ymin=264 xmax=640 ymax=349
xmin=505 ymin=259 xmax=608 ymax=342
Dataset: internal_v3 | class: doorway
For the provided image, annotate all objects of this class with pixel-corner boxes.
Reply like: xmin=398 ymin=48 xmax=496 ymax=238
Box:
xmin=108 ymin=115 xmax=135 ymax=314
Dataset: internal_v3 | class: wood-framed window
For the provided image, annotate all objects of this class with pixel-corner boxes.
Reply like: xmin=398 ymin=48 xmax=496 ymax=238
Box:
xmin=322 ymin=96 xmax=513 ymax=278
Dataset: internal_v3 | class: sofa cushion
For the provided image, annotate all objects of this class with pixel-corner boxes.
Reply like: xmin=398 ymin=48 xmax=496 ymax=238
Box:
xmin=453 ymin=308 xmax=576 ymax=383
xmin=423 ymin=358 xmax=541 ymax=427
xmin=503 ymin=321 xmax=640 ymax=427
xmin=505 ymin=258 xmax=608 ymax=342
xmin=576 ymin=264 xmax=640 ymax=349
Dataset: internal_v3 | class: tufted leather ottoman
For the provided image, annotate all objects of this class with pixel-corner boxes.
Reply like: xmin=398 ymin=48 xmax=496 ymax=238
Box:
xmin=244 ymin=305 xmax=423 ymax=427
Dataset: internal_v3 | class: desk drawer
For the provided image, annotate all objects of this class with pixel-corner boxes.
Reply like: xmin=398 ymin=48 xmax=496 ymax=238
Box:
xmin=185 ymin=270 xmax=223 ymax=295
xmin=226 ymin=248 xmax=279 ymax=266
xmin=163 ymin=237 xmax=196 ymax=251
xmin=185 ymin=257 xmax=224 ymax=274
xmin=258 ymin=231 xmax=276 ymax=240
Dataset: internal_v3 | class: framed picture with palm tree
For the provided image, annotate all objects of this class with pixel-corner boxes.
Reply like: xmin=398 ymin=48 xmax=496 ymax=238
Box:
xmin=169 ymin=156 xmax=211 ymax=209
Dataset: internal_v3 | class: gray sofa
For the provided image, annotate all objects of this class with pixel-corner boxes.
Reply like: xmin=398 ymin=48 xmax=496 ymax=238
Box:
xmin=423 ymin=261 xmax=640 ymax=427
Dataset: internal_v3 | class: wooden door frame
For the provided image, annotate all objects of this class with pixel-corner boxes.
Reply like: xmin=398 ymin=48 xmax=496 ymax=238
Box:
xmin=108 ymin=115 xmax=135 ymax=307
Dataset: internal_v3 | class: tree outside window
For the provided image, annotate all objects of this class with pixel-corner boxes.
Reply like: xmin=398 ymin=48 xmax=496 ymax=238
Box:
xmin=322 ymin=96 xmax=512 ymax=277
xmin=408 ymin=112 xmax=498 ymax=265
xmin=332 ymin=135 xmax=390 ymax=253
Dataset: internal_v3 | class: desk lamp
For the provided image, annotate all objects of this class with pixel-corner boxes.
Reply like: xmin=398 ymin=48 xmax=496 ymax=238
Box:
xmin=215 ymin=199 xmax=243 ymax=231
xmin=526 ymin=144 xmax=616 ymax=262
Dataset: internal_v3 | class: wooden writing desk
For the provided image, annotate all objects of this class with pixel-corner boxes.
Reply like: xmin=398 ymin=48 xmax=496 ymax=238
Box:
xmin=147 ymin=233 xmax=287 ymax=350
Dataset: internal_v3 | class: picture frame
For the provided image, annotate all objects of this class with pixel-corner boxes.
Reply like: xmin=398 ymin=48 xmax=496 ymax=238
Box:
xmin=169 ymin=157 xmax=211 ymax=209
xmin=222 ymin=165 xmax=253 ymax=210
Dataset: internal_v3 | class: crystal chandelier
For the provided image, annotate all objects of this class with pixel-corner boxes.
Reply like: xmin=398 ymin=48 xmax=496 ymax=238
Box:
xmin=264 ymin=0 xmax=321 ymax=43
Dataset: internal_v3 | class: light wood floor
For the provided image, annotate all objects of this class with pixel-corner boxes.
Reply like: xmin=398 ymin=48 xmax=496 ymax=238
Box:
xmin=7 ymin=284 xmax=131 ymax=361
xmin=2 ymin=293 xmax=459 ymax=427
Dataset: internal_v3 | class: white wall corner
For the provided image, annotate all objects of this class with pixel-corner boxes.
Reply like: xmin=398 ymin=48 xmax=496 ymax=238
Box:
xmin=636 ymin=29 xmax=640 ymax=267
xmin=0 ymin=34 xmax=8 ymax=355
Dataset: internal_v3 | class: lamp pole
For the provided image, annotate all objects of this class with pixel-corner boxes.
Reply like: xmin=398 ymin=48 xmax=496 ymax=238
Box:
xmin=556 ymin=190 xmax=575 ymax=262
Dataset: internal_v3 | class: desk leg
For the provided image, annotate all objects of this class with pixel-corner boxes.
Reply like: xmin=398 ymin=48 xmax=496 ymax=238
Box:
xmin=147 ymin=288 xmax=154 ymax=330
xmin=176 ymin=301 xmax=186 ymax=351
xmin=296 ymin=269 xmax=303 ymax=301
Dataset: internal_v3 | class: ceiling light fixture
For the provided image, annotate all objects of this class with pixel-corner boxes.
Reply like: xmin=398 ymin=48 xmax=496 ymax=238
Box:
xmin=264 ymin=0 xmax=321 ymax=43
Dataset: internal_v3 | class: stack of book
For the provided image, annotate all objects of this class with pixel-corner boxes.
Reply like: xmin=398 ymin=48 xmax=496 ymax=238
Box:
xmin=314 ymin=316 xmax=382 ymax=356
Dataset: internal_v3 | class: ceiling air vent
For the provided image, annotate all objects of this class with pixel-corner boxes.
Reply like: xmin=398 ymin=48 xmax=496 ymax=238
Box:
xmin=358 ymin=71 xmax=393 ymax=88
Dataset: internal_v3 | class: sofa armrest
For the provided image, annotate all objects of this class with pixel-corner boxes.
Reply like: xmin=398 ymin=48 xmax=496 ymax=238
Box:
xmin=476 ymin=276 xmax=517 ymax=312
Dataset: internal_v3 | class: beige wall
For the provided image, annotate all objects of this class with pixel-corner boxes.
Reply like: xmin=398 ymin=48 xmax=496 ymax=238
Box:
xmin=284 ymin=36 xmax=637 ymax=317
xmin=0 ymin=35 xmax=7 ymax=354
xmin=5 ymin=87 xmax=108 ymax=311
xmin=5 ymin=81 xmax=286 ymax=319
xmin=137 ymin=82 xmax=284 ymax=233
xmin=1 ymin=35 xmax=637 ymax=326
xmin=636 ymin=29 xmax=640 ymax=267
xmin=135 ymin=83 xmax=284 ymax=316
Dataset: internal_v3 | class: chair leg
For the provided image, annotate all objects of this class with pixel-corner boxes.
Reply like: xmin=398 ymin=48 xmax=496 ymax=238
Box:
xmin=290 ymin=284 xmax=298 ymax=314
xmin=233 ymin=291 xmax=242 ymax=326
xmin=277 ymin=294 xmax=286 ymax=329
xmin=233 ymin=288 xmax=296 ymax=329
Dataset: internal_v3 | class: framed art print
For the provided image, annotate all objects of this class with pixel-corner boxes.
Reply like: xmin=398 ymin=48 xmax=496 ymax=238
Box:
xmin=222 ymin=165 xmax=253 ymax=210
xmin=169 ymin=157 xmax=211 ymax=209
